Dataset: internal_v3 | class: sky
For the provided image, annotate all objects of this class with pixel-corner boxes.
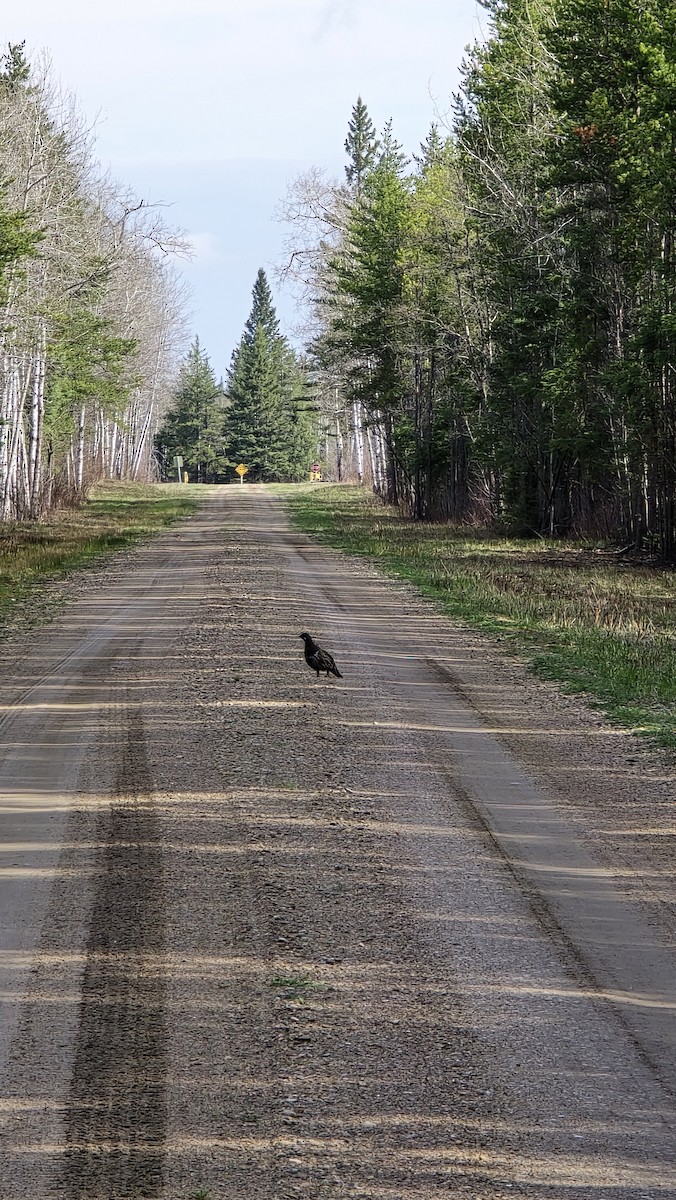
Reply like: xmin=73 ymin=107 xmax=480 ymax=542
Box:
xmin=5 ymin=0 xmax=486 ymax=379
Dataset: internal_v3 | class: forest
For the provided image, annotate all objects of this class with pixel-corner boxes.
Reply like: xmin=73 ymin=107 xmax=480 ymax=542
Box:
xmin=155 ymin=270 xmax=318 ymax=484
xmin=280 ymin=0 xmax=676 ymax=560
xmin=1 ymin=0 xmax=674 ymax=559
xmin=0 ymin=38 xmax=317 ymax=500
xmin=0 ymin=42 xmax=189 ymax=518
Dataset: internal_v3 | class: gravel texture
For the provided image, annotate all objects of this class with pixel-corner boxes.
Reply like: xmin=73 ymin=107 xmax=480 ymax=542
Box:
xmin=0 ymin=485 xmax=674 ymax=1200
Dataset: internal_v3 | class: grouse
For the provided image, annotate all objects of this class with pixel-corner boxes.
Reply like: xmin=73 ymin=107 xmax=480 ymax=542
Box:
xmin=300 ymin=632 xmax=343 ymax=678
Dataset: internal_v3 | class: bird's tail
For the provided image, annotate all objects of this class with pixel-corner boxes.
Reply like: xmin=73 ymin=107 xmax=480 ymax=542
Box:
xmin=331 ymin=667 xmax=343 ymax=678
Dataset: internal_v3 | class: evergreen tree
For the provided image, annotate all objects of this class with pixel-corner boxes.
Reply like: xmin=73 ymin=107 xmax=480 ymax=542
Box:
xmin=405 ymin=136 xmax=475 ymax=520
xmin=0 ymin=42 xmax=30 ymax=90
xmin=414 ymin=124 xmax=445 ymax=169
xmin=47 ymin=308 xmax=137 ymax=440
xmin=344 ymin=96 xmax=380 ymax=194
xmin=279 ymin=355 xmax=319 ymax=481
xmin=0 ymin=194 xmax=43 ymax=303
xmin=327 ymin=119 xmax=473 ymax=516
xmin=225 ymin=271 xmax=316 ymax=481
xmin=378 ymin=119 xmax=409 ymax=175
xmin=0 ymin=43 xmax=44 ymax=298
xmin=156 ymin=338 xmax=226 ymax=482
xmin=456 ymin=0 xmax=561 ymax=535
xmin=243 ymin=267 xmax=281 ymax=344
xmin=225 ymin=322 xmax=287 ymax=478
xmin=279 ymin=0 xmax=676 ymax=556
xmin=330 ymin=145 xmax=414 ymax=503
xmin=546 ymin=0 xmax=676 ymax=555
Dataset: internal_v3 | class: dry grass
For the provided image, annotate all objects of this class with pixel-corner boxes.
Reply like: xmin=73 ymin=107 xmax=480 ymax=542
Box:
xmin=0 ymin=481 xmax=204 ymax=624
xmin=275 ymin=483 xmax=676 ymax=752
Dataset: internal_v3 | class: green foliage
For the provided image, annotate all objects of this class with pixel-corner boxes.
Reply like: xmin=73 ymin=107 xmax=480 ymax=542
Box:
xmin=300 ymin=0 xmax=676 ymax=558
xmin=243 ymin=266 xmax=281 ymax=343
xmin=224 ymin=270 xmax=317 ymax=481
xmin=544 ymin=0 xmax=676 ymax=555
xmin=455 ymin=0 xmax=565 ymax=535
xmin=0 ymin=41 xmax=30 ymax=89
xmin=0 ymin=191 xmax=43 ymax=306
xmin=377 ymin=118 xmax=409 ymax=175
xmin=322 ymin=109 xmax=479 ymax=516
xmin=327 ymin=155 xmax=413 ymax=502
xmin=156 ymin=338 xmax=227 ymax=482
xmin=45 ymin=306 xmax=137 ymax=450
xmin=344 ymin=96 xmax=380 ymax=193
xmin=0 ymin=44 xmax=51 ymax=306
xmin=226 ymin=321 xmax=288 ymax=478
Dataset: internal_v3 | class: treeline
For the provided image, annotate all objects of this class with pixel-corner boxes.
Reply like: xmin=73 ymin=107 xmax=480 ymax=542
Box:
xmin=156 ymin=270 xmax=317 ymax=483
xmin=0 ymin=44 xmax=188 ymax=519
xmin=280 ymin=0 xmax=676 ymax=558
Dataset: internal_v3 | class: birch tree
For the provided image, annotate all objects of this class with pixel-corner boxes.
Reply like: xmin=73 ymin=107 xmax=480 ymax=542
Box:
xmin=0 ymin=45 xmax=190 ymax=517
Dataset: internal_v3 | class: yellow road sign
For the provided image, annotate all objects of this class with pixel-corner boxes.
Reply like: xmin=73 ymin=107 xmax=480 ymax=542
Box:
xmin=235 ymin=464 xmax=248 ymax=476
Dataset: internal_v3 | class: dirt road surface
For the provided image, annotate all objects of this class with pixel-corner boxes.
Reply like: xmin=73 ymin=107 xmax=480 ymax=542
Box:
xmin=0 ymin=486 xmax=674 ymax=1200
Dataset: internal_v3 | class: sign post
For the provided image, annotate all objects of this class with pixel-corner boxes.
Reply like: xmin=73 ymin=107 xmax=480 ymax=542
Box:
xmin=235 ymin=464 xmax=249 ymax=484
xmin=173 ymin=455 xmax=184 ymax=484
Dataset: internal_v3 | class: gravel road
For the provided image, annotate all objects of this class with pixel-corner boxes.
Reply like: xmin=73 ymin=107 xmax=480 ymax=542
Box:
xmin=0 ymin=485 xmax=674 ymax=1200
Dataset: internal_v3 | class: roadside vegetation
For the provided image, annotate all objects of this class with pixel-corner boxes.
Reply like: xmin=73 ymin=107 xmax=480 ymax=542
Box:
xmin=278 ymin=484 xmax=676 ymax=753
xmin=280 ymin=0 xmax=676 ymax=562
xmin=0 ymin=482 xmax=202 ymax=628
xmin=0 ymin=45 xmax=190 ymax=523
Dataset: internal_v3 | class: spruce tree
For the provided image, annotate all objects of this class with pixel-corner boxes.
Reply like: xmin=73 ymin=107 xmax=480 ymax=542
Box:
xmin=378 ymin=119 xmax=409 ymax=175
xmin=0 ymin=195 xmax=42 ymax=304
xmin=546 ymin=0 xmax=676 ymax=556
xmin=455 ymin=0 xmax=561 ymax=535
xmin=0 ymin=42 xmax=30 ymax=89
xmin=156 ymin=338 xmax=226 ymax=482
xmin=244 ymin=267 xmax=281 ymax=344
xmin=225 ymin=322 xmax=288 ymax=478
xmin=344 ymin=96 xmax=380 ymax=194
xmin=225 ymin=271 xmax=316 ymax=481
xmin=415 ymin=124 xmax=445 ymax=169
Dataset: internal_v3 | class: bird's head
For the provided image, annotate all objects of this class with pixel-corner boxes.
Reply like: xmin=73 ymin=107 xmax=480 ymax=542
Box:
xmin=300 ymin=632 xmax=311 ymax=643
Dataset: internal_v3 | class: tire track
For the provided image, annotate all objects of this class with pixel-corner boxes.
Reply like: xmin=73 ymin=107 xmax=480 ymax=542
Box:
xmin=62 ymin=705 xmax=167 ymax=1200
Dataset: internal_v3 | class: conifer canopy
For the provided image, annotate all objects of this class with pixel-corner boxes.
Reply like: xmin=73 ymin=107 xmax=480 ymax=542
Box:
xmin=224 ymin=270 xmax=317 ymax=482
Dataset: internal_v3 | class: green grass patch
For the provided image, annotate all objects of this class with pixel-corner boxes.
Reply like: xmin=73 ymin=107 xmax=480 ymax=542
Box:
xmin=0 ymin=482 xmax=206 ymax=631
xmin=272 ymin=483 xmax=676 ymax=754
xmin=267 ymin=972 xmax=319 ymax=1000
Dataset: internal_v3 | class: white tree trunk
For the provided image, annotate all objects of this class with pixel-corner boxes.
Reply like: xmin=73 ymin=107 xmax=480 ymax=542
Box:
xmin=130 ymin=399 xmax=154 ymax=480
xmin=28 ymin=328 xmax=46 ymax=516
xmin=365 ymin=422 xmax=381 ymax=491
xmin=335 ymin=413 xmax=344 ymax=482
xmin=371 ymin=412 xmax=388 ymax=495
xmin=2 ymin=359 xmax=32 ymax=519
xmin=76 ymin=404 xmax=86 ymax=492
xmin=353 ymin=399 xmax=364 ymax=484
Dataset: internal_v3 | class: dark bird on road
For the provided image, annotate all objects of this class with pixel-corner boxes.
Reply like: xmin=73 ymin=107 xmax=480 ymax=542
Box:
xmin=300 ymin=632 xmax=343 ymax=678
